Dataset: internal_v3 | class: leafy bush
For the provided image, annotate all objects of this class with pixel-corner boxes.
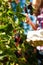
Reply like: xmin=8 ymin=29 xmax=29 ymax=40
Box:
xmin=0 ymin=0 xmax=38 ymax=65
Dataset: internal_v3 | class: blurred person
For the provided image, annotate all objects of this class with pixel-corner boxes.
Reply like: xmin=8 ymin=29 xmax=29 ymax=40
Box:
xmin=28 ymin=2 xmax=33 ymax=15
xmin=37 ymin=8 xmax=43 ymax=30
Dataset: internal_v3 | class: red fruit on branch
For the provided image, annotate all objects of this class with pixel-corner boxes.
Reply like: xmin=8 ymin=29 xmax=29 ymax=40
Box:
xmin=15 ymin=42 xmax=19 ymax=47
xmin=14 ymin=33 xmax=20 ymax=42
xmin=13 ymin=30 xmax=17 ymax=33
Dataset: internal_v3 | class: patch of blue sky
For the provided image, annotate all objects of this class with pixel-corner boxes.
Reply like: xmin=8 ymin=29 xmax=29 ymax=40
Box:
xmin=30 ymin=0 xmax=33 ymax=2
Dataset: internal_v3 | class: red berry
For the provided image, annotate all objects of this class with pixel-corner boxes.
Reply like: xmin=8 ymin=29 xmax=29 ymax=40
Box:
xmin=13 ymin=30 xmax=16 ymax=33
xmin=15 ymin=42 xmax=19 ymax=47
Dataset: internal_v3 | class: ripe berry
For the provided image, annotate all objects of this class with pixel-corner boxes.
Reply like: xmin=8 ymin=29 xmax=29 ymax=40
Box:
xmin=14 ymin=33 xmax=20 ymax=42
xmin=13 ymin=30 xmax=16 ymax=33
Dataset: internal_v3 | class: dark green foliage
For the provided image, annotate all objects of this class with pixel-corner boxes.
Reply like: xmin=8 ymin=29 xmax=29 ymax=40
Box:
xmin=0 ymin=0 xmax=38 ymax=65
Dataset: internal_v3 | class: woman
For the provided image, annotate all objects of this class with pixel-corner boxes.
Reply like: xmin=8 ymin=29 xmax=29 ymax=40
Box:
xmin=37 ymin=8 xmax=43 ymax=30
